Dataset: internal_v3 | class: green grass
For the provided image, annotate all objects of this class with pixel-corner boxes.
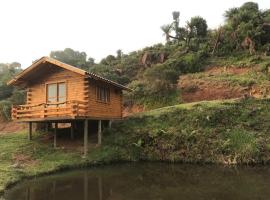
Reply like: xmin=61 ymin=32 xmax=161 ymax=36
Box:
xmin=106 ymin=98 xmax=270 ymax=164
xmin=0 ymin=132 xmax=129 ymax=194
xmin=206 ymin=54 xmax=270 ymax=68
xmin=187 ymin=67 xmax=270 ymax=88
xmin=2 ymin=98 xmax=270 ymax=194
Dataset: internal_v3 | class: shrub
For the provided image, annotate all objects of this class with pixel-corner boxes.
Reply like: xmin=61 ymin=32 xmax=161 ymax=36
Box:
xmin=0 ymin=100 xmax=12 ymax=121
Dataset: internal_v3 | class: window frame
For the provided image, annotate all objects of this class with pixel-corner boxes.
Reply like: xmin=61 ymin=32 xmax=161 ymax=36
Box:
xmin=45 ymin=81 xmax=67 ymax=103
xmin=96 ymin=85 xmax=110 ymax=103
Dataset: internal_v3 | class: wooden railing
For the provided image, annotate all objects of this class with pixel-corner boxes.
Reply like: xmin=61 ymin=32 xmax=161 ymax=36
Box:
xmin=12 ymin=100 xmax=88 ymax=121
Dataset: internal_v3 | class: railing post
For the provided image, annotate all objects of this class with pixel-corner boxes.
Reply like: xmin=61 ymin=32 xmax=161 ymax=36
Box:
xmin=11 ymin=106 xmax=17 ymax=120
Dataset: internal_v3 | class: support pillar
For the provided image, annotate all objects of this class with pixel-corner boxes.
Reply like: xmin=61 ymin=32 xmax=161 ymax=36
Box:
xmin=70 ymin=121 xmax=74 ymax=140
xmin=84 ymin=119 xmax=88 ymax=157
xmin=98 ymin=120 xmax=102 ymax=145
xmin=108 ymin=120 xmax=112 ymax=128
xmin=54 ymin=123 xmax=58 ymax=148
xmin=45 ymin=122 xmax=49 ymax=133
xmin=28 ymin=122 xmax=32 ymax=140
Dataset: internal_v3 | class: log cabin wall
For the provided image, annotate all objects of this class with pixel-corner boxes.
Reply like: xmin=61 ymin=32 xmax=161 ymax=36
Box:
xmin=86 ymin=79 xmax=123 ymax=119
xmin=26 ymin=63 xmax=123 ymax=119
xmin=27 ymin=66 xmax=85 ymax=105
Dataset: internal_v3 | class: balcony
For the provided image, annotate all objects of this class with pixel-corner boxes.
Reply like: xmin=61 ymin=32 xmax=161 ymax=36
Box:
xmin=12 ymin=100 xmax=88 ymax=122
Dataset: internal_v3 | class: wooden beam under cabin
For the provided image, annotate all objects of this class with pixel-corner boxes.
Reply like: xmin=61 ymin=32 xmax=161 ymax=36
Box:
xmin=84 ymin=119 xmax=88 ymax=157
xmin=98 ymin=120 xmax=102 ymax=145
xmin=70 ymin=121 xmax=74 ymax=140
xmin=28 ymin=122 xmax=32 ymax=140
xmin=54 ymin=123 xmax=58 ymax=148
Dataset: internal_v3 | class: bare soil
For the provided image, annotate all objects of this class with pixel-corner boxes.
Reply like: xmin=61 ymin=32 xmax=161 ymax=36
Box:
xmin=179 ymin=66 xmax=254 ymax=103
xmin=123 ymin=104 xmax=145 ymax=117
xmin=0 ymin=121 xmax=25 ymax=135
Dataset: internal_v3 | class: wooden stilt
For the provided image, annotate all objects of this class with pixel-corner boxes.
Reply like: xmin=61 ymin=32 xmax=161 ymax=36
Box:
xmin=28 ymin=122 xmax=32 ymax=140
xmin=70 ymin=122 xmax=74 ymax=140
xmin=98 ymin=120 xmax=102 ymax=145
xmin=45 ymin=122 xmax=49 ymax=133
xmin=108 ymin=120 xmax=112 ymax=128
xmin=54 ymin=123 xmax=58 ymax=148
xmin=84 ymin=119 xmax=88 ymax=157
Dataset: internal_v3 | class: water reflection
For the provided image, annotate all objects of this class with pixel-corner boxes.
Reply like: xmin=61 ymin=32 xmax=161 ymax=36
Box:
xmin=4 ymin=163 xmax=270 ymax=200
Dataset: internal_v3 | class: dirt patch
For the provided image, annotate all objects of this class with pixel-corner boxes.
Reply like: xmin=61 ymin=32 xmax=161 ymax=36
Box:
xmin=12 ymin=153 xmax=38 ymax=168
xmin=180 ymin=78 xmax=247 ymax=103
xmin=179 ymin=65 xmax=270 ymax=103
xmin=179 ymin=66 xmax=255 ymax=103
xmin=123 ymin=104 xmax=145 ymax=117
xmin=205 ymin=66 xmax=251 ymax=75
xmin=0 ymin=121 xmax=25 ymax=135
xmin=40 ymin=131 xmax=99 ymax=153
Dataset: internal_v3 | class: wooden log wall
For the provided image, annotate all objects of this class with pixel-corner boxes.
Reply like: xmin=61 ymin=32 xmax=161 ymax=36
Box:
xmin=26 ymin=64 xmax=123 ymax=120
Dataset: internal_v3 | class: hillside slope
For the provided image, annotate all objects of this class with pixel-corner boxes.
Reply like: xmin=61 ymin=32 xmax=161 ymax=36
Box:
xmin=179 ymin=64 xmax=270 ymax=103
xmin=106 ymin=98 xmax=270 ymax=164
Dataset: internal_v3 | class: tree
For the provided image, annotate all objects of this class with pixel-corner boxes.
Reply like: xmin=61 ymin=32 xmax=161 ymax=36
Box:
xmin=50 ymin=48 xmax=95 ymax=71
xmin=161 ymin=12 xmax=208 ymax=49
xmin=221 ymin=2 xmax=269 ymax=54
xmin=100 ymin=55 xmax=117 ymax=66
xmin=116 ymin=49 xmax=123 ymax=59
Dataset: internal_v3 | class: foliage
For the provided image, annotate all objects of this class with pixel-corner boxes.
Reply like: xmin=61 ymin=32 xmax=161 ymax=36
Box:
xmin=0 ymin=101 xmax=12 ymax=121
xmin=161 ymin=12 xmax=208 ymax=50
xmin=105 ymin=98 xmax=270 ymax=164
xmin=50 ymin=48 xmax=95 ymax=71
xmin=0 ymin=63 xmax=23 ymax=121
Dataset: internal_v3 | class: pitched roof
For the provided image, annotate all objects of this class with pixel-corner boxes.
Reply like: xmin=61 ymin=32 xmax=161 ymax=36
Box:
xmin=7 ymin=56 xmax=131 ymax=91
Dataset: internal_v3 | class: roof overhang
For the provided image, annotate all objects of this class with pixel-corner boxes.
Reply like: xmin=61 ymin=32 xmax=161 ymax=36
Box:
xmin=7 ymin=56 xmax=132 ymax=91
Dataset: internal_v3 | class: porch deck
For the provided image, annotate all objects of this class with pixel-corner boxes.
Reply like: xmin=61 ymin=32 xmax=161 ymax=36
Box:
xmin=12 ymin=100 xmax=88 ymax=122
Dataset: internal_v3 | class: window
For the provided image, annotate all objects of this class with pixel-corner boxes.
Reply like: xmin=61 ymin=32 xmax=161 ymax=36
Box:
xmin=47 ymin=82 xmax=66 ymax=103
xmin=97 ymin=86 xmax=110 ymax=103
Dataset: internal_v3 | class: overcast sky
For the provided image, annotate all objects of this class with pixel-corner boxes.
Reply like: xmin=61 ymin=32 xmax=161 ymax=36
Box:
xmin=0 ymin=0 xmax=268 ymax=68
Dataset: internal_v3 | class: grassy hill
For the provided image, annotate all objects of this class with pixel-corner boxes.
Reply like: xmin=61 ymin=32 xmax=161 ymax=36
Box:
xmin=1 ymin=98 xmax=270 ymax=194
xmin=105 ymin=98 xmax=270 ymax=164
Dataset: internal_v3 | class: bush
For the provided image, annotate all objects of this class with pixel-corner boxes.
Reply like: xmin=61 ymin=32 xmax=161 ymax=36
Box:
xmin=0 ymin=100 xmax=12 ymax=121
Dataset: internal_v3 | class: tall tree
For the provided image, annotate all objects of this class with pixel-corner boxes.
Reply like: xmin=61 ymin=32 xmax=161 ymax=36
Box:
xmin=50 ymin=48 xmax=95 ymax=71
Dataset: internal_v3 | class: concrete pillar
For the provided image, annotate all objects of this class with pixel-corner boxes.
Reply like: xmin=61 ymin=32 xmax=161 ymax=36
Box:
xmin=28 ymin=122 xmax=32 ymax=140
xmin=98 ymin=120 xmax=102 ymax=145
xmin=84 ymin=119 xmax=88 ymax=157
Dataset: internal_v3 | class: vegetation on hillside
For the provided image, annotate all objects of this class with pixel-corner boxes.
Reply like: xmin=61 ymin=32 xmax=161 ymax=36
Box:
xmin=0 ymin=1 xmax=269 ymax=120
xmin=1 ymin=98 xmax=270 ymax=194
xmin=105 ymin=98 xmax=270 ymax=164
xmin=0 ymin=63 xmax=24 ymax=121
xmin=48 ymin=2 xmax=270 ymax=109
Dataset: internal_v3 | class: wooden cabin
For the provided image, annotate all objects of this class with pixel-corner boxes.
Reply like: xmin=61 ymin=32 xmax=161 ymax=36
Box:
xmin=8 ymin=56 xmax=131 ymax=155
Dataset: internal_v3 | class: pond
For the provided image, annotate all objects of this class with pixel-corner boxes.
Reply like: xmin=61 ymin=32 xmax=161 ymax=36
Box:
xmin=3 ymin=163 xmax=270 ymax=200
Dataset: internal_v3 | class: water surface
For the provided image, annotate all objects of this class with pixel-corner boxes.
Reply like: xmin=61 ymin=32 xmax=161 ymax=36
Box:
xmin=4 ymin=163 xmax=270 ymax=200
